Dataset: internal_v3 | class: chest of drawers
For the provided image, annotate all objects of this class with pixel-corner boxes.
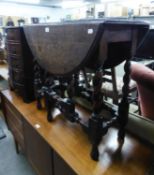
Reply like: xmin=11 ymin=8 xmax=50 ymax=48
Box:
xmin=5 ymin=27 xmax=34 ymax=103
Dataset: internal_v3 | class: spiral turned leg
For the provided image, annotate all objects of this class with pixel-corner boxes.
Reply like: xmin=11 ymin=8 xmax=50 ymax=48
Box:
xmin=34 ymin=60 xmax=44 ymax=110
xmin=67 ymin=73 xmax=79 ymax=98
xmin=90 ymin=69 xmax=103 ymax=161
xmin=118 ymin=60 xmax=131 ymax=144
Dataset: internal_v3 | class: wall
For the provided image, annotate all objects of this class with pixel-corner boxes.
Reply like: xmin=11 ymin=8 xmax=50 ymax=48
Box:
xmin=0 ymin=2 xmax=70 ymax=24
xmin=1 ymin=1 xmax=154 ymax=25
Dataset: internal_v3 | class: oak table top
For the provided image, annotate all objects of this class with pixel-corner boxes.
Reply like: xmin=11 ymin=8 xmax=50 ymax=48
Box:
xmin=1 ymin=89 xmax=153 ymax=175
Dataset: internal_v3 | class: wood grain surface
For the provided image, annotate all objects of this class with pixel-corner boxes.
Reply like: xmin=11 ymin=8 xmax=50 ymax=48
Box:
xmin=1 ymin=89 xmax=153 ymax=175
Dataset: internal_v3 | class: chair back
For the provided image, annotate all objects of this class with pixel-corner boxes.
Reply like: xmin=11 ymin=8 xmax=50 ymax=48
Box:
xmin=131 ymin=63 xmax=154 ymax=120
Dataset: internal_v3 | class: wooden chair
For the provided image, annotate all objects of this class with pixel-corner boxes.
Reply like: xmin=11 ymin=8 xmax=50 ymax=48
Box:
xmin=81 ymin=63 xmax=137 ymax=105
xmin=101 ymin=62 xmax=137 ymax=105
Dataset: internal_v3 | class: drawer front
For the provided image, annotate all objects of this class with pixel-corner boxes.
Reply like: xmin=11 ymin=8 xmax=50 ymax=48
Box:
xmin=4 ymin=98 xmax=25 ymax=150
xmin=12 ymin=69 xmax=24 ymax=84
xmin=7 ymin=116 xmax=25 ymax=150
xmin=7 ymin=54 xmax=23 ymax=69
xmin=6 ymin=28 xmax=21 ymax=41
xmin=6 ymin=42 xmax=22 ymax=56
xmin=5 ymin=100 xmax=23 ymax=132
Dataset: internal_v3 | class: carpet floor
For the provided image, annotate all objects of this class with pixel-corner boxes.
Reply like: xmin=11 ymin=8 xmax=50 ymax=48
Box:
xmin=0 ymin=125 xmax=6 ymax=140
xmin=0 ymin=117 xmax=36 ymax=175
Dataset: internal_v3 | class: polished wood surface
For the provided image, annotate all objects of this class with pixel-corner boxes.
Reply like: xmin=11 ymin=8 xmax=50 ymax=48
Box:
xmin=1 ymin=89 xmax=154 ymax=175
xmin=0 ymin=63 xmax=8 ymax=80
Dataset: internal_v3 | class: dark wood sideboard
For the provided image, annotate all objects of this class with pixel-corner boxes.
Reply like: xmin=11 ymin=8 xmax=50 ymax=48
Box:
xmin=0 ymin=89 xmax=153 ymax=175
xmin=5 ymin=27 xmax=34 ymax=103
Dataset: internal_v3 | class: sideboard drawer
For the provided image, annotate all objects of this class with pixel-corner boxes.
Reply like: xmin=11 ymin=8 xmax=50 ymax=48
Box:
xmin=7 ymin=54 xmax=23 ymax=69
xmin=6 ymin=28 xmax=21 ymax=41
xmin=11 ymin=69 xmax=24 ymax=84
xmin=2 ymin=97 xmax=25 ymax=152
xmin=5 ymin=102 xmax=23 ymax=132
xmin=7 ymin=116 xmax=25 ymax=151
xmin=6 ymin=42 xmax=22 ymax=56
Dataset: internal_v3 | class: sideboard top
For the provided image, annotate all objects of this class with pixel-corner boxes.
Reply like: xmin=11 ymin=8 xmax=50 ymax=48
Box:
xmin=1 ymin=89 xmax=153 ymax=175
